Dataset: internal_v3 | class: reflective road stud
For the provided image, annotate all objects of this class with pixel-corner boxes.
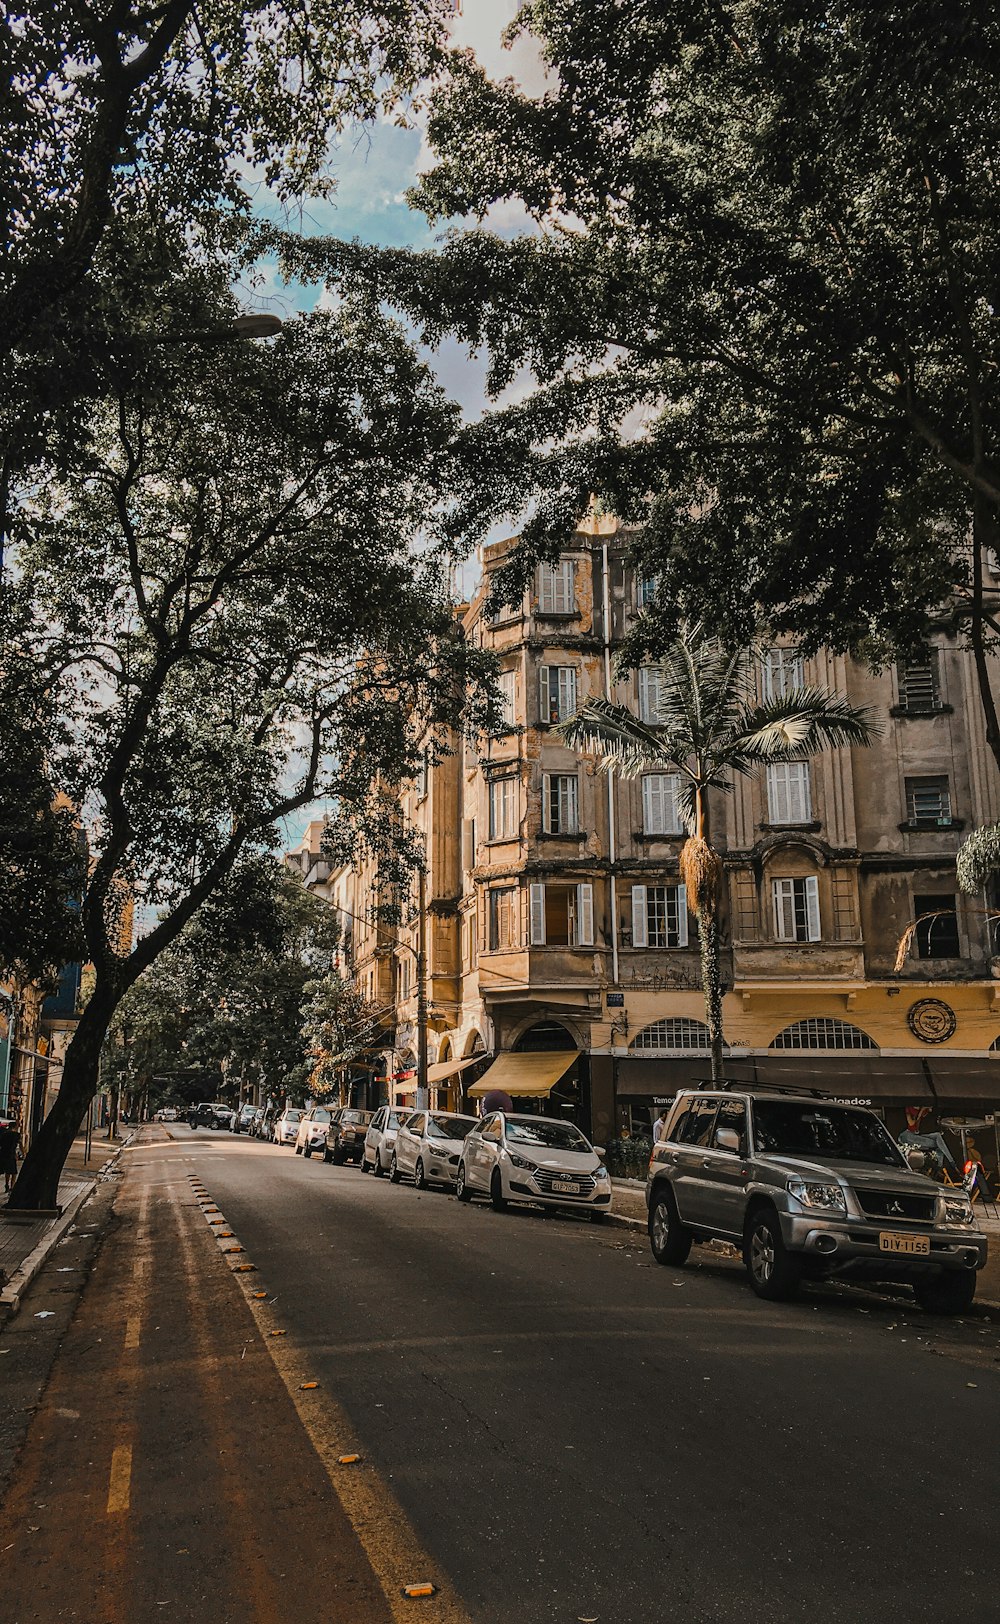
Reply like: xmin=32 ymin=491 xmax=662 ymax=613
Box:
xmin=401 ymin=1583 xmax=437 ymax=1599
xmin=337 ymin=1454 xmax=361 ymax=1465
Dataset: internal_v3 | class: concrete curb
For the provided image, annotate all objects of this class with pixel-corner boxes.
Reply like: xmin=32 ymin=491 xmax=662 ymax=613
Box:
xmin=0 ymin=1137 xmax=130 ymax=1320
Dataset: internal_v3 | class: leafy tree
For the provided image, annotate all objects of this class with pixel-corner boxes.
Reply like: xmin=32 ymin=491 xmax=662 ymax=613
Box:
xmin=287 ymin=2 xmax=1000 ymax=769
xmin=561 ymin=625 xmax=876 ymax=1079
xmin=299 ymin=969 xmax=388 ymax=1100
xmin=6 ymin=306 xmax=492 ymax=1208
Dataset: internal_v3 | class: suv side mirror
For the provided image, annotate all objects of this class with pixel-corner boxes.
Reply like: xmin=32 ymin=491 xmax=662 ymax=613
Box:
xmin=715 ymin=1126 xmax=741 ymax=1153
xmin=592 ymin=1144 xmax=606 ymax=1158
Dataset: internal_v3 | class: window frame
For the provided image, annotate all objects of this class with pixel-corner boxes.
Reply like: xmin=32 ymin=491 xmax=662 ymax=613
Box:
xmin=539 ymin=664 xmax=578 ymax=724
xmin=630 ymin=883 xmax=689 ymax=948
xmin=537 ymin=560 xmax=575 ymax=616
xmin=641 ymin=772 xmax=683 ymax=835
xmin=766 ymin=760 xmax=812 ymax=825
xmin=488 ymin=774 xmax=518 ymax=841
xmin=904 ymin=775 xmax=953 ymax=827
xmin=771 ymin=875 xmax=821 ymax=943
xmin=762 ymin=647 xmax=804 ymax=701
xmin=542 ymin=771 xmax=580 ymax=835
xmin=487 ymin=886 xmax=519 ymax=952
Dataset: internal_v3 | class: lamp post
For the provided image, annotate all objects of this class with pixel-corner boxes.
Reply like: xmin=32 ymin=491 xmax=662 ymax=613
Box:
xmin=416 ymin=867 xmax=428 ymax=1110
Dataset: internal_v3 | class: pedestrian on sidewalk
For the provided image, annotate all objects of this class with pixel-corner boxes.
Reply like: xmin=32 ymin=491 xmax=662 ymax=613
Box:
xmin=652 ymin=1109 xmax=669 ymax=1144
xmin=0 ymin=1117 xmax=19 ymax=1193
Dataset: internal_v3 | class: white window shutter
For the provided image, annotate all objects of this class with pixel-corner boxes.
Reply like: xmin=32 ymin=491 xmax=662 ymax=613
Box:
xmin=676 ymin=884 xmax=689 ymax=947
xmin=577 ymin=883 xmax=594 ymax=946
xmin=539 ymin=666 xmax=552 ymax=722
xmin=805 ymin=875 xmax=821 ymax=941
xmin=797 ymin=762 xmax=812 ymax=821
xmin=530 ymin=883 xmax=546 ymax=945
xmin=564 ymin=775 xmax=578 ymax=832
xmin=772 ymin=879 xmax=789 ymax=940
xmin=766 ymin=763 xmax=784 ymax=823
xmin=542 ymin=772 xmax=552 ymax=832
xmin=632 ymin=885 xmax=648 ymax=947
xmin=560 ymin=666 xmax=577 ymax=718
xmin=559 ymin=560 xmax=574 ymax=612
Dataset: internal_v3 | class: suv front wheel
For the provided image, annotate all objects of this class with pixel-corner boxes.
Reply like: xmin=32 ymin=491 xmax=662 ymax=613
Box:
xmin=914 ymin=1270 xmax=977 ymax=1316
xmin=744 ymin=1207 xmax=801 ymax=1301
xmin=648 ymin=1186 xmax=692 ymax=1267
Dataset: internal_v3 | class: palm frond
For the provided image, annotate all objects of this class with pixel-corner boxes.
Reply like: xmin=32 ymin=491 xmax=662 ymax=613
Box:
xmin=733 ymin=688 xmax=879 ymax=761
xmin=558 ymin=699 xmax=685 ymax=777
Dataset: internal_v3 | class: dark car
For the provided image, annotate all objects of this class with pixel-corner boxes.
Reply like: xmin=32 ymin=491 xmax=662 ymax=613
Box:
xmin=188 ymin=1103 xmax=217 ymax=1129
xmin=325 ymin=1108 xmax=373 ymax=1166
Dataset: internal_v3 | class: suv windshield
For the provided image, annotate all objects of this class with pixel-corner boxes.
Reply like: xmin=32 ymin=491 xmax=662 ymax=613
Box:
xmin=504 ymin=1118 xmax=589 ymax=1151
xmin=752 ymin=1101 xmax=904 ymax=1167
xmin=427 ymin=1114 xmax=476 ymax=1141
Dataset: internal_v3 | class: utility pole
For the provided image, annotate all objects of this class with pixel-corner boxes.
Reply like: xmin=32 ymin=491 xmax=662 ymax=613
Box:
xmin=416 ymin=865 xmax=428 ymax=1110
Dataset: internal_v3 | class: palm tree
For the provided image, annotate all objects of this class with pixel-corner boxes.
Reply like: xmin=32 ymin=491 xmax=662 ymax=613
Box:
xmin=560 ymin=624 xmax=878 ymax=1080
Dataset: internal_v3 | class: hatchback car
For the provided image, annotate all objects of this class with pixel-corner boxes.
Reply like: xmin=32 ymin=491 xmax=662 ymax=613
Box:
xmin=233 ymin=1103 xmax=257 ymax=1135
xmin=362 ymin=1106 xmax=412 ymax=1176
xmin=326 ymin=1108 xmax=373 ymax=1165
xmin=272 ymin=1107 xmax=303 ymax=1146
xmin=295 ymin=1105 xmax=333 ymax=1157
xmin=390 ymin=1111 xmax=478 ymax=1188
xmin=456 ymin=1112 xmax=612 ymax=1219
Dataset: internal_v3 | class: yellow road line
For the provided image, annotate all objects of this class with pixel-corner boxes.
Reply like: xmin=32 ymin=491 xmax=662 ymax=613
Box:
xmin=232 ymin=1270 xmax=470 ymax=1624
xmin=124 ymin=1316 xmax=141 ymax=1351
xmin=106 ymin=1443 xmax=133 ymax=1515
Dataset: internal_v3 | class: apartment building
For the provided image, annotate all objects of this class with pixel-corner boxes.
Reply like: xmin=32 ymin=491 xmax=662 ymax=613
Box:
xmin=315 ymin=512 xmax=1000 ymax=1150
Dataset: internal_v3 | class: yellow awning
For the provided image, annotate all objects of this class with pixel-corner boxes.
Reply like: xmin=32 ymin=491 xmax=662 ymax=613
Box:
xmin=467 ymin=1051 xmax=578 ymax=1099
xmin=426 ymin=1054 xmax=486 ymax=1085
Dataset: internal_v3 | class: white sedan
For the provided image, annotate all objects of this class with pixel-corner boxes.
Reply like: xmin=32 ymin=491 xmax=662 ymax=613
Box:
xmin=363 ymin=1105 xmax=412 ymax=1177
xmin=272 ymin=1107 xmax=303 ymax=1146
xmin=456 ymin=1112 xmax=611 ymax=1220
xmin=390 ymin=1111 xmax=478 ymax=1189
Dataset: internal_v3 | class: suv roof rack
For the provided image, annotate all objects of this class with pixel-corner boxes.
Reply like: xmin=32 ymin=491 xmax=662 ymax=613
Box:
xmin=687 ymin=1079 xmax=834 ymax=1100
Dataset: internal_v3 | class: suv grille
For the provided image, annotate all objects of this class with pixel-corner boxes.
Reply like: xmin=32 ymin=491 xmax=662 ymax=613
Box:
xmin=854 ymin=1190 xmax=937 ymax=1223
xmin=532 ymin=1168 xmax=597 ymax=1196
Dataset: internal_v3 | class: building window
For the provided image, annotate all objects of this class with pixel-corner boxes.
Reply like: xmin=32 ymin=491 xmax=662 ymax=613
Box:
xmin=529 ymin=882 xmax=594 ymax=947
xmin=497 ymin=669 xmax=517 ymax=728
xmin=488 ymin=776 xmax=517 ymax=840
xmin=905 ymin=775 xmax=952 ymax=826
xmin=630 ymin=884 xmax=689 ymax=948
xmin=539 ymin=665 xmax=578 ymax=723
xmin=897 ymin=652 xmax=941 ymax=712
xmin=415 ymin=747 xmax=429 ymax=799
xmin=397 ymin=954 xmax=411 ymax=1001
xmin=537 ymin=560 xmax=575 ymax=615
xmin=638 ymin=665 xmax=667 ymax=724
xmin=631 ymin=1018 xmax=712 ymax=1052
xmin=770 ymin=1018 xmax=877 ymax=1051
xmin=542 ymin=772 xmax=579 ymax=834
xmin=762 ymin=647 xmax=804 ymax=700
xmin=637 ymin=574 xmax=659 ymax=607
xmin=772 ymin=876 xmax=821 ymax=942
xmin=488 ymin=887 xmax=519 ymax=951
xmin=913 ymin=893 xmax=961 ymax=958
xmin=642 ymin=773 xmax=683 ymax=835
xmin=766 ymin=760 xmax=812 ymax=824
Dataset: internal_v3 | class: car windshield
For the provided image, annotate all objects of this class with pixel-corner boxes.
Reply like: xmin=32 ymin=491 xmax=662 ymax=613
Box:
xmin=386 ymin=1111 xmax=406 ymax=1129
xmin=504 ymin=1118 xmax=589 ymax=1151
xmin=752 ymin=1101 xmax=905 ymax=1166
xmin=283 ymin=1110 xmax=302 ymax=1122
xmin=343 ymin=1110 xmax=370 ymax=1124
xmin=426 ymin=1114 xmax=476 ymax=1141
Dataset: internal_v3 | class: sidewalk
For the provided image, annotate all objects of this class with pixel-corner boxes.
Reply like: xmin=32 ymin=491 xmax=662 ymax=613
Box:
xmin=0 ymin=1129 xmax=129 ymax=1316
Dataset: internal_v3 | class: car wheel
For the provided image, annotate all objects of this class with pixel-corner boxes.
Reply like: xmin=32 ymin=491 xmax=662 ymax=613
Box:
xmin=303 ymin=1144 xmax=312 ymax=1158
xmin=294 ymin=1144 xmax=302 ymax=1155
xmin=389 ymin=1153 xmax=401 ymax=1184
xmin=362 ymin=1152 xmax=372 ymax=1173
xmin=455 ymin=1163 xmax=471 ymax=1202
xmin=414 ymin=1157 xmax=427 ymax=1191
xmin=744 ymin=1206 xmax=801 ymax=1301
xmin=648 ymin=1187 xmax=693 ymax=1267
xmin=333 ymin=1147 xmax=345 ymax=1166
xmin=590 ymin=1210 xmax=607 ymax=1225
xmin=322 ymin=1146 xmax=332 ymax=1163
xmin=490 ymin=1169 xmax=507 ymax=1212
xmin=372 ymin=1150 xmax=384 ymax=1179
xmin=914 ymin=1270 xmax=977 ymax=1316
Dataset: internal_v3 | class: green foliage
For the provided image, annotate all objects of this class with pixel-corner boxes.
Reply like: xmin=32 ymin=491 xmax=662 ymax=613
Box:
xmin=299 ymin=972 xmax=387 ymax=1099
xmin=956 ymin=825 xmax=1000 ymax=897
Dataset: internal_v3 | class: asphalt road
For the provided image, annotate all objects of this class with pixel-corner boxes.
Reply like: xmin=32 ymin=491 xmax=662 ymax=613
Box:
xmin=2 ymin=1126 xmax=999 ymax=1624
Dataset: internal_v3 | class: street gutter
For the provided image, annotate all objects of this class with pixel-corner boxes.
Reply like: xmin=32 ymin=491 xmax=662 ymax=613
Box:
xmin=0 ymin=1141 xmax=129 ymax=1325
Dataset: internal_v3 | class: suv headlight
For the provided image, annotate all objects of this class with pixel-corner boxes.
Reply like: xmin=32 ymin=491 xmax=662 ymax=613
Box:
xmin=508 ymin=1151 xmax=537 ymax=1171
xmin=943 ymin=1195 xmax=975 ymax=1226
xmin=595 ymin=1165 xmax=610 ymax=1182
xmin=787 ymin=1178 xmax=847 ymax=1213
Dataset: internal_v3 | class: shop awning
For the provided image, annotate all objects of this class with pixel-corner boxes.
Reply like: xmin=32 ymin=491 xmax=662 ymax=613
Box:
xmin=426 ymin=1054 xmax=486 ymax=1085
xmin=616 ymin=1054 xmax=933 ymax=1102
xmin=467 ymin=1051 xmax=578 ymax=1100
xmin=924 ymin=1058 xmax=1000 ymax=1102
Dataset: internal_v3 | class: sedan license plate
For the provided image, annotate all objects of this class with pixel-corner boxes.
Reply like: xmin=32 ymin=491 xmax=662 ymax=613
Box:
xmin=552 ymin=1179 xmax=579 ymax=1195
xmin=878 ymin=1232 xmax=930 ymax=1256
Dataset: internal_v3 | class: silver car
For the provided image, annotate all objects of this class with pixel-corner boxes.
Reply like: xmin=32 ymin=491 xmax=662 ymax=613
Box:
xmin=295 ymin=1104 xmax=333 ymax=1157
xmin=390 ymin=1110 xmax=478 ymax=1188
xmin=363 ymin=1105 xmax=412 ymax=1177
xmin=647 ymin=1086 xmax=987 ymax=1313
xmin=456 ymin=1112 xmax=612 ymax=1219
xmin=272 ymin=1107 xmax=303 ymax=1146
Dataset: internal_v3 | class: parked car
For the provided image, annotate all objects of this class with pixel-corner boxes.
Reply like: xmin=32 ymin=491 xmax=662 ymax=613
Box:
xmin=326 ymin=1108 xmax=373 ymax=1165
xmin=188 ymin=1102 xmax=224 ymax=1129
xmin=390 ymin=1110 xmax=478 ymax=1188
xmin=232 ymin=1103 xmax=258 ymax=1135
xmin=362 ymin=1106 xmax=411 ymax=1176
xmin=295 ymin=1104 xmax=334 ymax=1157
xmin=247 ymin=1106 xmax=265 ymax=1138
xmin=158 ymin=1106 xmax=178 ymax=1123
xmin=272 ymin=1107 xmax=303 ymax=1146
xmin=211 ymin=1103 xmax=236 ymax=1130
xmin=645 ymin=1086 xmax=987 ymax=1313
xmin=456 ymin=1112 xmax=612 ymax=1220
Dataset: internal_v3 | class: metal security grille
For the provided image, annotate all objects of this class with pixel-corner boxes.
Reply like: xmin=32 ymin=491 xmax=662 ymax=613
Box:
xmin=770 ymin=1018 xmax=878 ymax=1051
xmin=897 ymin=654 xmax=940 ymax=711
xmin=905 ymin=776 xmax=951 ymax=824
xmin=632 ymin=1018 xmax=713 ymax=1052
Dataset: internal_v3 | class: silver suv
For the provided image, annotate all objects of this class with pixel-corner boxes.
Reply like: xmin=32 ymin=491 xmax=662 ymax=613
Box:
xmin=646 ymin=1086 xmax=987 ymax=1314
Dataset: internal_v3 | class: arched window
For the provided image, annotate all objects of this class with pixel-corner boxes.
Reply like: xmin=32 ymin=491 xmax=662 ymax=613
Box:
xmin=770 ymin=1018 xmax=877 ymax=1052
xmin=631 ymin=1018 xmax=718 ymax=1053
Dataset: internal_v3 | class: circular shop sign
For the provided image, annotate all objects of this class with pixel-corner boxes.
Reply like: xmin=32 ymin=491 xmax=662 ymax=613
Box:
xmin=907 ymin=998 xmax=957 ymax=1045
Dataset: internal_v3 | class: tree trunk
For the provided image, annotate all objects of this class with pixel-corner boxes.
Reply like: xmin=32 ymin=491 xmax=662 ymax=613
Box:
xmin=697 ymin=901 xmax=726 ymax=1082
xmin=8 ymin=984 xmax=118 ymax=1210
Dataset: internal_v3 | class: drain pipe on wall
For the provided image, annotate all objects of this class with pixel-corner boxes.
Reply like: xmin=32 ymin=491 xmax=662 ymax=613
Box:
xmin=601 ymin=539 xmax=620 ymax=986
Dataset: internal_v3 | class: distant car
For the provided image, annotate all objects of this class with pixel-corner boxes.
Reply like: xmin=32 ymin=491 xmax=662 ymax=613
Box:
xmin=159 ymin=1106 xmax=178 ymax=1123
xmin=295 ymin=1105 xmax=334 ymax=1157
xmin=232 ymin=1102 xmax=257 ymax=1135
xmin=247 ymin=1106 xmax=265 ymax=1138
xmin=390 ymin=1111 xmax=478 ymax=1189
xmin=362 ymin=1106 xmax=412 ymax=1176
xmin=188 ymin=1103 xmax=218 ymax=1130
xmin=326 ymin=1108 xmax=373 ymax=1165
xmin=456 ymin=1112 xmax=612 ymax=1220
xmin=272 ymin=1107 xmax=303 ymax=1146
